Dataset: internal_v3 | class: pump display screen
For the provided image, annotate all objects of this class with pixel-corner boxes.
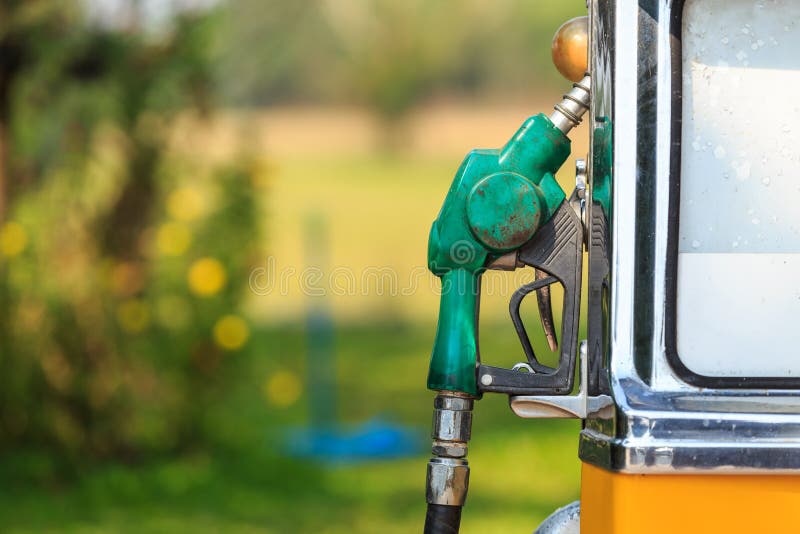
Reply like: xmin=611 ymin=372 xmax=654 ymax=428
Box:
xmin=677 ymin=0 xmax=800 ymax=378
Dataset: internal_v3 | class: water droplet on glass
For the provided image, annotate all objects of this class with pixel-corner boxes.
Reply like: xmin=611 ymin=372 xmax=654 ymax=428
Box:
xmin=752 ymin=218 xmax=761 ymax=225
xmin=691 ymin=240 xmax=701 ymax=249
xmin=751 ymin=43 xmax=759 ymax=50
xmin=692 ymin=140 xmax=701 ymax=151
xmin=762 ymin=177 xmax=771 ymax=186
xmin=714 ymin=146 xmax=726 ymax=159
xmin=734 ymin=160 xmax=751 ymax=181
xmin=742 ymin=27 xmax=750 ymax=35
xmin=736 ymin=50 xmax=748 ymax=61
xmin=721 ymin=36 xmax=730 ymax=44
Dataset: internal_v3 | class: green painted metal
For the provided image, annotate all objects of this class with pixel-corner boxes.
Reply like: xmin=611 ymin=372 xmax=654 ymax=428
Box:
xmin=592 ymin=117 xmax=613 ymax=217
xmin=427 ymin=113 xmax=572 ymax=395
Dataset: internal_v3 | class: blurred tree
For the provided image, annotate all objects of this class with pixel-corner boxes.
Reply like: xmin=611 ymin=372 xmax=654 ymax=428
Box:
xmin=322 ymin=0 xmax=469 ymax=146
xmin=217 ymin=0 xmax=585 ymax=108
xmin=216 ymin=0 xmax=585 ymax=147
xmin=0 ymin=0 xmax=263 ymax=464
xmin=216 ymin=0 xmax=340 ymax=105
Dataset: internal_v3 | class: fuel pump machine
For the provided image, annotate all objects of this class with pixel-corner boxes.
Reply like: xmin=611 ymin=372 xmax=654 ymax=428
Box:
xmin=421 ymin=1 xmax=800 ymax=533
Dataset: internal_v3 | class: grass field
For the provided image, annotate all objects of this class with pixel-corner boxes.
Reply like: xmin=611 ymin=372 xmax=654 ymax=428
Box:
xmin=1 ymin=324 xmax=581 ymax=533
xmin=3 ymin=105 xmax=587 ymax=532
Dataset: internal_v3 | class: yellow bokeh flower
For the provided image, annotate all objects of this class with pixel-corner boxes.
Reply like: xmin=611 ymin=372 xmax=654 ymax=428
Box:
xmin=156 ymin=222 xmax=192 ymax=256
xmin=0 ymin=221 xmax=28 ymax=257
xmin=167 ymin=187 xmax=205 ymax=222
xmin=213 ymin=314 xmax=250 ymax=351
xmin=116 ymin=299 xmax=150 ymax=333
xmin=263 ymin=371 xmax=302 ymax=407
xmin=188 ymin=257 xmax=227 ymax=296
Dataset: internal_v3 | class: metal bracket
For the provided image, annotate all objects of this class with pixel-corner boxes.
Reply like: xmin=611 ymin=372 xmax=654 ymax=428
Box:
xmin=509 ymin=341 xmax=613 ymax=419
xmin=569 ymin=158 xmax=588 ymax=248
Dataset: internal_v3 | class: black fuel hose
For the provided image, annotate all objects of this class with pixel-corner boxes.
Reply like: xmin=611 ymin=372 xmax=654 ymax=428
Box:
xmin=423 ymin=503 xmax=462 ymax=534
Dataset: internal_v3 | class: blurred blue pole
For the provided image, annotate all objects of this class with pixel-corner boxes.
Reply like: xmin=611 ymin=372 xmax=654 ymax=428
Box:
xmin=304 ymin=212 xmax=336 ymax=428
xmin=281 ymin=211 xmax=422 ymax=462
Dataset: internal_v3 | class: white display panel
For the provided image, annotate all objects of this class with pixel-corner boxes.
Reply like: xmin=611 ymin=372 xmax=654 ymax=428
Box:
xmin=678 ymin=0 xmax=800 ymax=377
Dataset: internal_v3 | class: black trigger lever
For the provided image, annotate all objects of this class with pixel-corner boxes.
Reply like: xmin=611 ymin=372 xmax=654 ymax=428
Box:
xmin=509 ymin=273 xmax=558 ymax=374
xmin=478 ymin=200 xmax=583 ymax=396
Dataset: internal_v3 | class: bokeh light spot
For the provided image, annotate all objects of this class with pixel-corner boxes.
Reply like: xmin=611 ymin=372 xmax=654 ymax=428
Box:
xmin=167 ymin=187 xmax=205 ymax=222
xmin=0 ymin=221 xmax=28 ymax=257
xmin=263 ymin=371 xmax=302 ymax=408
xmin=188 ymin=257 xmax=227 ymax=297
xmin=116 ymin=299 xmax=150 ymax=333
xmin=213 ymin=314 xmax=250 ymax=351
xmin=156 ymin=222 xmax=192 ymax=256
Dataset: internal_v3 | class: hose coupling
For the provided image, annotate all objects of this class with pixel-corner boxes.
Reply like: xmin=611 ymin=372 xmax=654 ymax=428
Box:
xmin=425 ymin=393 xmax=474 ymax=507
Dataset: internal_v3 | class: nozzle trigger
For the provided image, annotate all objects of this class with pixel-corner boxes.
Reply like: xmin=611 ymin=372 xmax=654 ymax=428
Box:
xmin=535 ymin=269 xmax=559 ymax=352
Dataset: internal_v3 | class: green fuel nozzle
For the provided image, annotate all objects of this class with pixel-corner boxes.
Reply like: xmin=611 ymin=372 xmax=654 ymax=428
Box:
xmin=422 ymin=17 xmax=590 ymax=534
xmin=426 ymin=76 xmax=590 ymax=397
xmin=423 ymin=75 xmax=590 ymax=534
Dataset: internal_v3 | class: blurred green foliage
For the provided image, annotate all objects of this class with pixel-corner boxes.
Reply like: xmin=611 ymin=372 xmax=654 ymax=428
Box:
xmin=0 ymin=0 xmax=589 ymax=529
xmin=218 ymin=0 xmax=587 ymax=119
xmin=0 ymin=1 xmax=263 ymax=462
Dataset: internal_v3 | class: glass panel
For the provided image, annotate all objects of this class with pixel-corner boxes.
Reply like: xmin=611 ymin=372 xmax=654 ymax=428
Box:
xmin=678 ymin=0 xmax=800 ymax=377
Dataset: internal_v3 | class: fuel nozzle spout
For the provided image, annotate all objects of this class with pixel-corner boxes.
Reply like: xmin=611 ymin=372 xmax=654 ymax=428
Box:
xmin=550 ymin=15 xmax=590 ymax=134
xmin=549 ymin=74 xmax=591 ymax=135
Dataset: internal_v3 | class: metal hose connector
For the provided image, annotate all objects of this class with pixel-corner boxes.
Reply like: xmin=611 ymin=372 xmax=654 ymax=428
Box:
xmin=549 ymin=74 xmax=591 ymax=135
xmin=423 ymin=392 xmax=474 ymax=534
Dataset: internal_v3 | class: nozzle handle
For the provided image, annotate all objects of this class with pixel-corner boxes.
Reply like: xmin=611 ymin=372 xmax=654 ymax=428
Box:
xmin=427 ymin=269 xmax=480 ymax=396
